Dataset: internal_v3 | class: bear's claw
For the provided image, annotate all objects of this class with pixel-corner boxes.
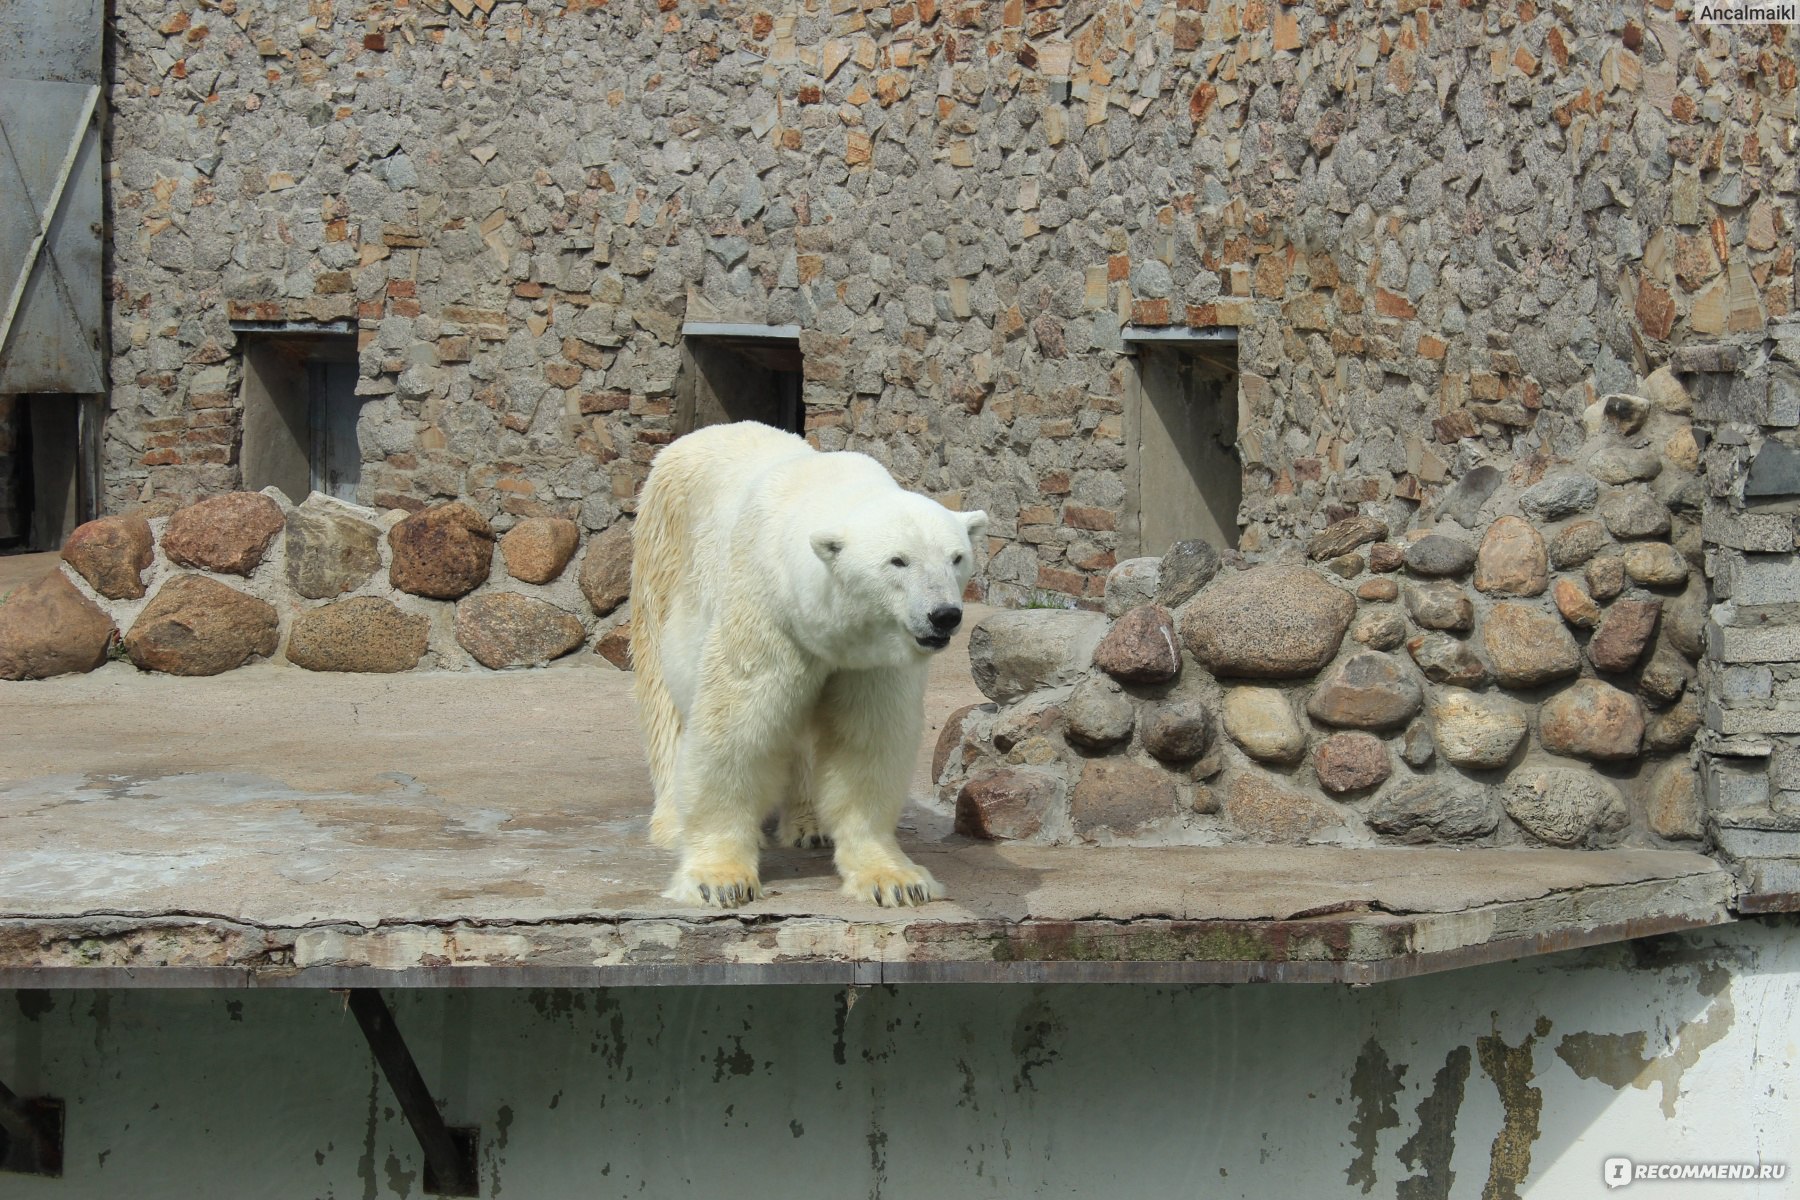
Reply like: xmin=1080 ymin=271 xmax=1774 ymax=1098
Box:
xmin=845 ymin=866 xmax=943 ymax=908
xmin=668 ymin=871 xmax=763 ymax=908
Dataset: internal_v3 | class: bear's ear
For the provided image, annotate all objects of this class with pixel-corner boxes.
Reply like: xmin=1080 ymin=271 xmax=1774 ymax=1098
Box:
xmin=962 ymin=509 xmax=990 ymax=542
xmin=810 ymin=530 xmax=846 ymax=565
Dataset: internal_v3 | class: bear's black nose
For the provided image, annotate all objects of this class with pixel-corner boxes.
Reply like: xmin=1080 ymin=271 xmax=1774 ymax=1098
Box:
xmin=929 ymin=605 xmax=963 ymax=633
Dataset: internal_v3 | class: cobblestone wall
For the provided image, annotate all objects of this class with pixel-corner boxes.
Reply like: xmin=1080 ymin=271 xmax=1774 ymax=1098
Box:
xmin=102 ymin=0 xmax=1796 ymax=605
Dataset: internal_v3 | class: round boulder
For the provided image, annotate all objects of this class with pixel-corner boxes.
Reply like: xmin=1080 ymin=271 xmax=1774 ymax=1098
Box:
xmin=955 ymin=768 xmax=1063 ymax=841
xmin=161 ymin=492 xmax=286 ymax=576
xmin=1071 ymin=759 xmax=1176 ymax=839
xmin=1539 ymin=680 xmax=1644 ymax=761
xmin=1305 ymin=653 xmax=1423 ymax=731
xmin=285 ymin=504 xmax=382 ymax=599
xmin=1406 ymin=632 xmax=1490 ymax=689
xmin=1140 ymin=699 xmax=1213 ymax=762
xmin=1104 ymin=557 xmax=1161 ymax=617
xmin=1502 ymin=766 xmax=1630 ymax=847
xmin=0 ymin=572 xmax=114 ymax=679
xmin=501 ymin=517 xmax=581 ymax=585
xmin=1222 ymin=687 xmax=1306 ymax=764
xmin=970 ymin=610 xmax=1110 ymax=703
xmin=1225 ymin=772 xmax=1343 ymax=843
xmin=389 ymin=502 xmax=496 ymax=599
xmin=1181 ymin=564 xmax=1354 ymax=678
xmin=1366 ymin=779 xmax=1501 ymax=843
xmin=1092 ymin=604 xmax=1180 ymax=684
xmin=1312 ymin=732 xmax=1391 ymax=794
xmin=124 ymin=575 xmax=279 ymax=676
xmin=454 ymin=592 xmax=585 ymax=669
xmin=1404 ymin=582 xmax=1474 ymax=632
xmin=61 ymin=513 xmax=154 ymax=599
xmin=1482 ymin=603 xmax=1581 ymax=688
xmin=1064 ymin=677 xmax=1136 ymax=750
xmin=1402 ymin=533 xmax=1476 ymax=578
xmin=288 ymin=597 xmax=429 ymax=673
xmin=578 ymin=523 xmax=633 ymax=616
xmin=1429 ymin=690 xmax=1529 ymax=770
xmin=1474 ymin=516 xmax=1549 ymax=597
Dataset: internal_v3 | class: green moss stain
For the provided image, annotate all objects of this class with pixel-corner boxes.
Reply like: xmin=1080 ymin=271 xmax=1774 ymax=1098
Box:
xmin=1346 ymin=1038 xmax=1407 ymax=1193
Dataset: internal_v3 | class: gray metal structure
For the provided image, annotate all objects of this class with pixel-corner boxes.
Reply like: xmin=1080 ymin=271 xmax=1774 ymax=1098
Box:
xmin=0 ymin=0 xmax=104 ymax=395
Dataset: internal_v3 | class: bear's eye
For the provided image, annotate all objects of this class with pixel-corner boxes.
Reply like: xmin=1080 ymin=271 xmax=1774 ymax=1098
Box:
xmin=952 ymin=553 xmax=964 ymax=565
xmin=890 ymin=556 xmax=909 ymax=568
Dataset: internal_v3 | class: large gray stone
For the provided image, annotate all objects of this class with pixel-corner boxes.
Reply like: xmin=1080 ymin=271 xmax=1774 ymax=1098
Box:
xmin=1519 ymin=472 xmax=1599 ymax=521
xmin=1402 ymin=534 xmax=1476 ymax=578
xmin=1436 ymin=464 xmax=1503 ymax=528
xmin=969 ymin=610 xmax=1110 ymax=703
xmin=1539 ymin=680 xmax=1643 ymax=761
xmin=1367 ymin=780 xmax=1501 ymax=843
xmin=1226 ymin=772 xmax=1344 ymax=842
xmin=1548 ymin=519 xmax=1609 ymax=569
xmin=1482 ymin=603 xmax=1581 ymax=688
xmin=1181 ymin=565 xmax=1354 ymax=679
xmin=1072 ymin=759 xmax=1176 ymax=838
xmin=286 ymin=504 xmax=382 ymax=599
xmin=1064 ymin=677 xmax=1136 ymax=749
xmin=1502 ymin=766 xmax=1630 ymax=847
xmin=1305 ymin=653 xmax=1423 ymax=731
xmin=1104 ymin=557 xmax=1161 ymax=617
xmin=1429 ymin=690 xmax=1528 ymax=769
xmin=1404 ymin=582 xmax=1474 ymax=632
xmin=578 ymin=524 xmax=633 ymax=616
xmin=1155 ymin=539 xmax=1221 ymax=608
xmin=1406 ymin=632 xmax=1490 ymax=688
xmin=1140 ymin=700 xmax=1213 ymax=762
xmin=1599 ymin=489 xmax=1672 ymax=540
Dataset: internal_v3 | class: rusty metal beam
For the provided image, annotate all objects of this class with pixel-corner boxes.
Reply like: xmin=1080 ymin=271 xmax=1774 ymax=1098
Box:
xmin=0 ymin=1076 xmax=62 ymax=1178
xmin=345 ymin=990 xmax=478 ymax=1197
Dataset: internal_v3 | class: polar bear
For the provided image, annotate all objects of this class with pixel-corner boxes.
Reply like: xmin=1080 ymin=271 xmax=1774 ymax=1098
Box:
xmin=631 ymin=421 xmax=987 ymax=909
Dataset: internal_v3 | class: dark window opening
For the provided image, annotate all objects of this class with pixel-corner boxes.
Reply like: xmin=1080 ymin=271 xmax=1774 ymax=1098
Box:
xmin=0 ymin=393 xmax=100 ymax=552
xmin=1126 ymin=334 xmax=1242 ymax=556
xmin=676 ymin=324 xmax=805 ymax=437
xmin=237 ymin=328 xmax=362 ymax=505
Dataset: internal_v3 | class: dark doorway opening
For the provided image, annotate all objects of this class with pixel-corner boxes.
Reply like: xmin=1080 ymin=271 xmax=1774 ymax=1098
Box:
xmin=0 ymin=393 xmax=100 ymax=551
xmin=676 ymin=323 xmax=805 ymax=436
xmin=1125 ymin=333 xmax=1242 ymax=556
xmin=236 ymin=328 xmax=362 ymax=505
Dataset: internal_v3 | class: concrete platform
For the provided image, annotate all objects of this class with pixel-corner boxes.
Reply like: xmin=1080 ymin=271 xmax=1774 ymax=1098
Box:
xmin=0 ymin=630 xmax=1739 ymax=988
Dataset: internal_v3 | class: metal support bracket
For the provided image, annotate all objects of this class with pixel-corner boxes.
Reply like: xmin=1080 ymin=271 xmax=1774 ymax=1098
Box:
xmin=346 ymin=990 xmax=479 ymax=1197
xmin=0 ymin=1076 xmax=63 ymax=1177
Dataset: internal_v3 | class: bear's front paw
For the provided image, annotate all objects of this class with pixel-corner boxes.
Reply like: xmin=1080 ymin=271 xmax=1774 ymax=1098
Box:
xmin=666 ymin=866 xmax=763 ymax=908
xmin=842 ymin=863 xmax=943 ymax=908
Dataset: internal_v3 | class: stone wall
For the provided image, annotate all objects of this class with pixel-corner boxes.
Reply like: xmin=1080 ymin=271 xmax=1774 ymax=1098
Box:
xmin=937 ymin=364 xmax=1712 ymax=851
xmin=101 ymin=2 xmax=1796 ymax=603
xmin=0 ymin=491 xmax=632 ymax=680
xmin=1686 ymin=323 xmax=1800 ymax=901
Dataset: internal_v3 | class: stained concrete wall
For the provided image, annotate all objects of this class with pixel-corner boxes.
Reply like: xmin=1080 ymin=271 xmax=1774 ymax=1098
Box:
xmin=3 ymin=919 xmax=1794 ymax=1199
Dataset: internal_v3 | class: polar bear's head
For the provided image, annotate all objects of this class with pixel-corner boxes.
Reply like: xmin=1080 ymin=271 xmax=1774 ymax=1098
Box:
xmin=810 ymin=494 xmax=989 ymax=655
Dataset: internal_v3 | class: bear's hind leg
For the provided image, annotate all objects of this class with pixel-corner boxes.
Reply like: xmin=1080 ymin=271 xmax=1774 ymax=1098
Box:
xmin=774 ymin=738 xmax=832 ymax=849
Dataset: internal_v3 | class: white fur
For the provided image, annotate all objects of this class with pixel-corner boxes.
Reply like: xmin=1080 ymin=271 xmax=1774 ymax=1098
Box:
xmin=630 ymin=422 xmax=988 ymax=908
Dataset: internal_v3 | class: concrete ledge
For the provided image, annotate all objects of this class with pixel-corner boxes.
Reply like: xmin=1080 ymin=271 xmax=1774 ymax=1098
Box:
xmin=0 ymin=842 xmax=1735 ymax=988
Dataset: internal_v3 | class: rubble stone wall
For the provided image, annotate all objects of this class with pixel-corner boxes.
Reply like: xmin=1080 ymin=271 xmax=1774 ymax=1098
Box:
xmin=102 ymin=2 xmax=1796 ymax=604
xmin=0 ymin=491 xmax=632 ymax=679
xmin=938 ymin=367 xmax=1714 ymax=852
